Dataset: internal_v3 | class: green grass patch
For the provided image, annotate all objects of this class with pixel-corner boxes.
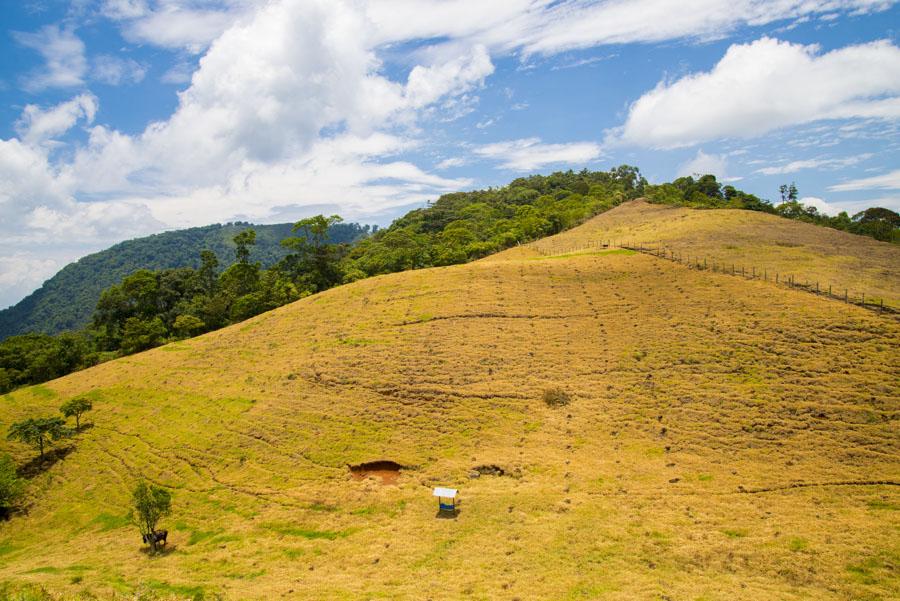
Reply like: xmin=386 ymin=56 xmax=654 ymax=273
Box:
xmin=145 ymin=579 xmax=207 ymax=600
xmin=337 ymin=337 xmax=381 ymax=346
xmin=160 ymin=343 xmax=190 ymax=352
xmin=349 ymin=506 xmax=376 ymax=516
xmin=788 ymin=538 xmax=809 ymax=552
xmin=0 ymin=583 xmax=55 ymax=601
xmin=225 ymin=569 xmax=266 ymax=580
xmin=91 ymin=512 xmax=131 ymax=531
xmin=722 ymin=529 xmax=747 ymax=538
xmin=866 ymin=498 xmax=899 ymax=510
xmin=188 ymin=529 xmax=223 ymax=546
xmin=207 ymin=534 xmax=241 ymax=546
xmin=697 ymin=474 xmax=713 ymax=482
xmin=283 ymin=547 xmax=306 ymax=559
xmin=532 ymin=248 xmax=637 ymax=261
xmin=261 ymin=523 xmax=349 ymax=540
xmin=23 ymin=566 xmax=62 ymax=575
xmin=0 ymin=541 xmax=18 ymax=557
xmin=28 ymin=385 xmax=57 ymax=400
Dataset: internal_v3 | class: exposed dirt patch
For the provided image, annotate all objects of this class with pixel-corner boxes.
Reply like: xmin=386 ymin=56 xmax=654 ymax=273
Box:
xmin=349 ymin=461 xmax=404 ymax=485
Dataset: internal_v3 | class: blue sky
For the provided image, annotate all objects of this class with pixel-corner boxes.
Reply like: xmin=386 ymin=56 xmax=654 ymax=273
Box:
xmin=1 ymin=0 xmax=899 ymax=308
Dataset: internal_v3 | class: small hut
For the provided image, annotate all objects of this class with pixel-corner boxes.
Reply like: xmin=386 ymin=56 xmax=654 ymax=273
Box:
xmin=433 ymin=487 xmax=458 ymax=512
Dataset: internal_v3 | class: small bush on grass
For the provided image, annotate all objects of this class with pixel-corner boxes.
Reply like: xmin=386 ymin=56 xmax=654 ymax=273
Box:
xmin=543 ymin=387 xmax=571 ymax=407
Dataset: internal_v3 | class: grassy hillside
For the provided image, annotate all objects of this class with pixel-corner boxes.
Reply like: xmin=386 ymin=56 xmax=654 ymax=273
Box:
xmin=0 ymin=201 xmax=898 ymax=600
xmin=512 ymin=199 xmax=900 ymax=309
xmin=0 ymin=222 xmax=369 ymax=340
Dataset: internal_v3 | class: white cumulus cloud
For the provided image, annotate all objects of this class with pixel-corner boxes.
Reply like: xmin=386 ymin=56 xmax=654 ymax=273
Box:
xmin=15 ymin=94 xmax=99 ymax=145
xmin=611 ymin=37 xmax=900 ymax=149
xmin=676 ymin=149 xmax=741 ymax=181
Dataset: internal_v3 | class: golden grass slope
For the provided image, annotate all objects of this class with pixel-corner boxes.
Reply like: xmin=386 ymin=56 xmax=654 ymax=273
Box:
xmin=500 ymin=199 xmax=900 ymax=309
xmin=0 ymin=206 xmax=898 ymax=600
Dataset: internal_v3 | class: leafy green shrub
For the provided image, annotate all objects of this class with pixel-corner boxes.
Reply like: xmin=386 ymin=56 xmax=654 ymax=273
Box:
xmin=0 ymin=454 xmax=25 ymax=513
xmin=543 ymin=387 xmax=572 ymax=407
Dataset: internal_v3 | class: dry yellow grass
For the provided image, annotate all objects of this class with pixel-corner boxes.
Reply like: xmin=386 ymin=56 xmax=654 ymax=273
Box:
xmin=0 ymin=203 xmax=898 ymax=600
xmin=503 ymin=200 xmax=900 ymax=309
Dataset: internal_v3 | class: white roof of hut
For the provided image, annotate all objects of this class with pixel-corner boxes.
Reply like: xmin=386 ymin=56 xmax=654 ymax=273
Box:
xmin=432 ymin=487 xmax=458 ymax=498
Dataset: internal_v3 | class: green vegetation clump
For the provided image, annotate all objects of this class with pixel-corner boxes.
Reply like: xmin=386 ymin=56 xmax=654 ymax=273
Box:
xmin=543 ymin=387 xmax=572 ymax=407
xmin=130 ymin=481 xmax=172 ymax=553
xmin=59 ymin=397 xmax=92 ymax=430
xmin=343 ymin=166 xmax=646 ymax=277
xmin=645 ymin=175 xmax=899 ymax=242
xmin=0 ymin=454 xmax=25 ymax=514
xmin=6 ymin=417 xmax=71 ymax=461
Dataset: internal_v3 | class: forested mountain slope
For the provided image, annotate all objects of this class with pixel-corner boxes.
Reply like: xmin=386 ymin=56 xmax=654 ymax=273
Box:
xmin=0 ymin=222 xmax=369 ymax=339
xmin=0 ymin=201 xmax=897 ymax=600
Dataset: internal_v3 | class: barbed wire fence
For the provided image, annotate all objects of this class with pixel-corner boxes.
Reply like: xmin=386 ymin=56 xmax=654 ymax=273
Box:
xmin=528 ymin=238 xmax=897 ymax=316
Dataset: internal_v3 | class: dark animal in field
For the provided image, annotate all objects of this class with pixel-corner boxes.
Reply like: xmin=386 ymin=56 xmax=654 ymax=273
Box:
xmin=141 ymin=529 xmax=168 ymax=546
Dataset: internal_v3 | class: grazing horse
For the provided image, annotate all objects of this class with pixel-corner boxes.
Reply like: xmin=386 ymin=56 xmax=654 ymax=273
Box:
xmin=141 ymin=529 xmax=168 ymax=546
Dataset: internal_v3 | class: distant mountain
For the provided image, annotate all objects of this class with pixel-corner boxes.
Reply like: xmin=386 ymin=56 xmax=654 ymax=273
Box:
xmin=0 ymin=221 xmax=370 ymax=340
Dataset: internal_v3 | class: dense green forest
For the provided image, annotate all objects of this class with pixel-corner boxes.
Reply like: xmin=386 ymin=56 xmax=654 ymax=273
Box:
xmin=342 ymin=165 xmax=646 ymax=278
xmin=2 ymin=166 xmax=897 ymax=394
xmin=645 ymin=175 xmax=900 ymax=242
xmin=0 ymin=222 xmax=370 ymax=340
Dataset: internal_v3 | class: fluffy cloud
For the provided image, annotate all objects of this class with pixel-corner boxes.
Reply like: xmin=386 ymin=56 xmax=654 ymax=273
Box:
xmin=73 ymin=1 xmax=490 ymax=188
xmin=101 ymin=0 xmax=258 ymax=53
xmin=611 ymin=37 xmax=900 ymax=149
xmin=828 ymin=169 xmax=900 ymax=191
xmin=474 ymin=138 xmax=603 ymax=171
xmin=12 ymin=25 xmax=87 ymax=91
xmin=0 ymin=253 xmax=61 ymax=309
xmin=15 ymin=94 xmax=98 ymax=145
xmin=676 ymin=149 xmax=741 ymax=181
